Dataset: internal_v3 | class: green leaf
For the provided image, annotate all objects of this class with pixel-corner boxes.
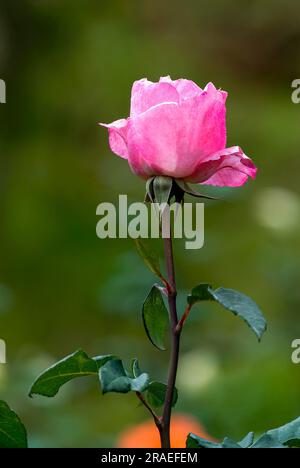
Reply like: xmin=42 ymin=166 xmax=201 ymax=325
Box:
xmin=142 ymin=285 xmax=169 ymax=350
xmin=222 ymin=437 xmax=242 ymax=448
xmin=131 ymin=358 xmax=142 ymax=378
xmin=238 ymin=432 xmax=254 ymax=448
xmin=187 ymin=283 xmax=267 ymax=341
xmin=99 ymin=359 xmax=150 ymax=394
xmin=188 ymin=283 xmax=213 ymax=305
xmin=186 ymin=433 xmax=222 ymax=449
xmin=135 ymin=238 xmax=163 ymax=280
xmin=209 ymin=287 xmax=267 ymax=341
xmin=144 ymin=177 xmax=155 ymax=203
xmin=264 ymin=416 xmax=300 ymax=448
xmin=187 ymin=434 xmax=242 ymax=449
xmin=187 ymin=417 xmax=300 ymax=449
xmin=146 ymin=381 xmax=178 ymax=408
xmin=29 ymin=349 xmax=114 ymax=397
xmin=153 ymin=176 xmax=173 ymax=205
xmin=0 ymin=401 xmax=27 ymax=448
xmin=251 ymin=433 xmax=287 ymax=449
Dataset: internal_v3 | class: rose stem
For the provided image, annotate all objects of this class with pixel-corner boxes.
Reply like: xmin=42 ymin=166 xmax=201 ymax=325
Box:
xmin=159 ymin=234 xmax=181 ymax=448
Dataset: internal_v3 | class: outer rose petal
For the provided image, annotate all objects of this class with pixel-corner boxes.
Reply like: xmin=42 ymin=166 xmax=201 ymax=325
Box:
xmin=127 ymin=102 xmax=183 ymax=178
xmin=187 ymin=146 xmax=257 ymax=187
xmin=100 ymin=119 xmax=128 ymax=159
xmin=130 ymin=78 xmax=179 ymax=116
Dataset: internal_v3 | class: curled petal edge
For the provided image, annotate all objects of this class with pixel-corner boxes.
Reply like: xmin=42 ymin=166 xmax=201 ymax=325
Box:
xmin=187 ymin=146 xmax=257 ymax=187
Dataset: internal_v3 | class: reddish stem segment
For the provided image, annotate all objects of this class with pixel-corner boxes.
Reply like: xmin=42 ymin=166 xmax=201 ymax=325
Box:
xmin=176 ymin=304 xmax=192 ymax=334
xmin=135 ymin=391 xmax=160 ymax=427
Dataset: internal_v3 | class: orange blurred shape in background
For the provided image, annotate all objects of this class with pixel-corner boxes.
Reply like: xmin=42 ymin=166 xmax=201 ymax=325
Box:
xmin=117 ymin=414 xmax=211 ymax=448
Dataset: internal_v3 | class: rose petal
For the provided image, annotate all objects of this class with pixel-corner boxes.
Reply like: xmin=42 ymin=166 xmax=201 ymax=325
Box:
xmin=179 ymin=89 xmax=227 ymax=162
xmin=100 ymin=119 xmax=128 ymax=159
xmin=130 ymin=78 xmax=179 ymax=116
xmin=187 ymin=146 xmax=257 ymax=187
xmin=160 ymin=76 xmax=202 ymax=100
xmin=127 ymin=102 xmax=184 ymax=178
xmin=204 ymin=82 xmax=228 ymax=103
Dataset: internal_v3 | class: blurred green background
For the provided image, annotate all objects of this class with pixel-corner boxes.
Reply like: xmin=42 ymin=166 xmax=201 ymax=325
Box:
xmin=0 ymin=0 xmax=300 ymax=448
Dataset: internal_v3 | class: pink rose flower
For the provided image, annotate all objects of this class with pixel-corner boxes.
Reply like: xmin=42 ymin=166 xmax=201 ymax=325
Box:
xmin=101 ymin=76 xmax=257 ymax=187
